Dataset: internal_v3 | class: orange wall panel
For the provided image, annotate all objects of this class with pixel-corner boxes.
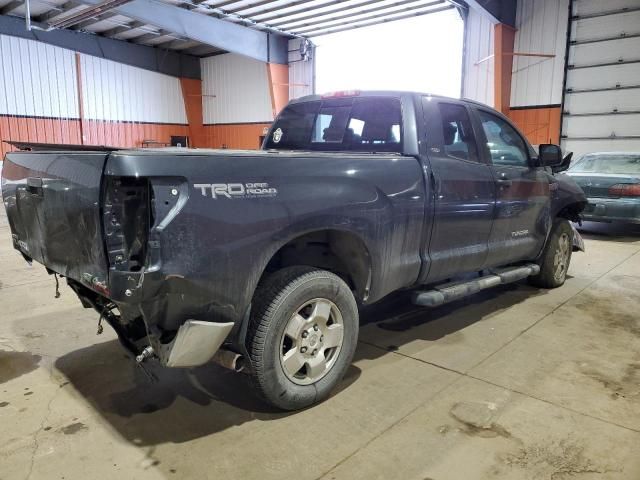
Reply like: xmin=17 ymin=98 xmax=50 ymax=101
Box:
xmin=180 ymin=77 xmax=205 ymax=147
xmin=1 ymin=115 xmax=190 ymax=158
xmin=267 ymin=63 xmax=290 ymax=118
xmin=202 ymin=123 xmax=271 ymax=150
xmin=0 ymin=116 xmax=82 ymax=158
xmin=507 ymin=107 xmax=561 ymax=145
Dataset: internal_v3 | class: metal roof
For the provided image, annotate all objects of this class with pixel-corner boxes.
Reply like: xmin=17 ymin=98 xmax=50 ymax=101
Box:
xmin=0 ymin=0 xmax=458 ymax=57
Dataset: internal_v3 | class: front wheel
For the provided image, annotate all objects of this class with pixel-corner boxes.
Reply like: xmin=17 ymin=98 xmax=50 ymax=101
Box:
xmin=529 ymin=219 xmax=574 ymax=288
xmin=247 ymin=266 xmax=359 ymax=410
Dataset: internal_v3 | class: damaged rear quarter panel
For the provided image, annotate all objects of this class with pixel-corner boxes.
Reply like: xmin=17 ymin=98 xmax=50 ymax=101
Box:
xmin=106 ymin=150 xmax=426 ymax=333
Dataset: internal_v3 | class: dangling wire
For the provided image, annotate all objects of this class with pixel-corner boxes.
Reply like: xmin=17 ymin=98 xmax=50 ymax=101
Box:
xmin=54 ymin=273 xmax=60 ymax=298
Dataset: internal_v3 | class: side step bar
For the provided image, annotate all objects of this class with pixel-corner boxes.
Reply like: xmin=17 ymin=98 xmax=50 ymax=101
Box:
xmin=412 ymin=264 xmax=540 ymax=307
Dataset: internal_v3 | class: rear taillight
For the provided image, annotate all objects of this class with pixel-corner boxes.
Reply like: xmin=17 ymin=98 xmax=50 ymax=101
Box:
xmin=608 ymin=184 xmax=640 ymax=197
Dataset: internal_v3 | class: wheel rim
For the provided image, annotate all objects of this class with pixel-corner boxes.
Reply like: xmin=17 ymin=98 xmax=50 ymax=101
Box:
xmin=279 ymin=298 xmax=345 ymax=386
xmin=553 ymin=232 xmax=571 ymax=282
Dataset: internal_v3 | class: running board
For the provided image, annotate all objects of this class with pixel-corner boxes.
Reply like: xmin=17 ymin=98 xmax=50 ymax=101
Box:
xmin=412 ymin=264 xmax=540 ymax=307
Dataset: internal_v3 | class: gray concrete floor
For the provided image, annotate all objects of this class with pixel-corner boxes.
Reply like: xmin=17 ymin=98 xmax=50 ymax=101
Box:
xmin=1 ymin=210 xmax=640 ymax=480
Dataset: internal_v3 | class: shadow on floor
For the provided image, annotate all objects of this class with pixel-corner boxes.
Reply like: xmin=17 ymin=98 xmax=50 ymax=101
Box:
xmin=53 ymin=276 xmax=562 ymax=446
xmin=54 ymin=340 xmax=361 ymax=445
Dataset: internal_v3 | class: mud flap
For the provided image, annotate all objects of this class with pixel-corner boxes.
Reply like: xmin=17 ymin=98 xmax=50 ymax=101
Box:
xmin=571 ymin=223 xmax=585 ymax=252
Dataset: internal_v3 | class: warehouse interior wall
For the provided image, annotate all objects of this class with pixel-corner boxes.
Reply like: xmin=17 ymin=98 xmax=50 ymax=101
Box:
xmin=506 ymin=0 xmax=569 ymax=144
xmin=200 ymin=53 xmax=280 ymax=149
xmin=462 ymin=0 xmax=568 ymax=146
xmin=462 ymin=7 xmax=495 ymax=107
xmin=0 ymin=34 xmax=191 ymax=157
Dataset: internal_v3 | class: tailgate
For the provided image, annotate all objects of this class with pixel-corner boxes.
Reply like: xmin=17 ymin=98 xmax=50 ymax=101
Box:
xmin=2 ymin=151 xmax=110 ymax=288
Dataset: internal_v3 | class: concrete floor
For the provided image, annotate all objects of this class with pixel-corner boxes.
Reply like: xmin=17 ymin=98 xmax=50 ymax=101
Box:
xmin=1 ymin=210 xmax=640 ymax=480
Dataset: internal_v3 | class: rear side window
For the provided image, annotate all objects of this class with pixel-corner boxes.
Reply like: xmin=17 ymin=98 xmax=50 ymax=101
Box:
xmin=437 ymin=103 xmax=479 ymax=162
xmin=264 ymin=97 xmax=403 ymax=152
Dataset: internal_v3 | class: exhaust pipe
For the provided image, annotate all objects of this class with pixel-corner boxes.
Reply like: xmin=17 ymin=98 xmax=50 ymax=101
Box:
xmin=212 ymin=350 xmax=245 ymax=373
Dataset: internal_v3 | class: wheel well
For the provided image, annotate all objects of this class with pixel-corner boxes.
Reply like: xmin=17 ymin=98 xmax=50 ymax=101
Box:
xmin=261 ymin=230 xmax=372 ymax=302
xmin=557 ymin=201 xmax=586 ymax=223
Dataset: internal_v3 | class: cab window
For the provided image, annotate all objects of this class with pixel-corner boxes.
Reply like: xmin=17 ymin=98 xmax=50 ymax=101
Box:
xmin=478 ymin=110 xmax=529 ymax=167
xmin=437 ymin=103 xmax=479 ymax=163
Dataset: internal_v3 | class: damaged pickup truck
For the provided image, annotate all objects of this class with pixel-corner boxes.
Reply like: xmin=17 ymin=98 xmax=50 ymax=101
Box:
xmin=2 ymin=92 xmax=586 ymax=410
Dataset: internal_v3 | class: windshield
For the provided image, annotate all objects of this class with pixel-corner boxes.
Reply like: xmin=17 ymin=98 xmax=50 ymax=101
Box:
xmin=264 ymin=97 xmax=403 ymax=153
xmin=569 ymin=154 xmax=640 ymax=175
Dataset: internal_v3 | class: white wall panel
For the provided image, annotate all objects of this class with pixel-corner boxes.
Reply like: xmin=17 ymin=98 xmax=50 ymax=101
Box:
xmin=80 ymin=55 xmax=187 ymax=124
xmin=0 ymin=34 xmax=78 ymax=118
xmin=462 ymin=7 xmax=494 ymax=107
xmin=510 ymin=0 xmax=569 ymax=107
xmin=201 ymin=54 xmax=273 ymax=124
xmin=288 ymin=38 xmax=314 ymax=99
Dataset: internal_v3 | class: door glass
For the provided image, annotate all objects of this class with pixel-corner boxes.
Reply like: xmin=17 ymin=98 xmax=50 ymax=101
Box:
xmin=478 ymin=111 xmax=529 ymax=167
xmin=437 ymin=103 xmax=479 ymax=162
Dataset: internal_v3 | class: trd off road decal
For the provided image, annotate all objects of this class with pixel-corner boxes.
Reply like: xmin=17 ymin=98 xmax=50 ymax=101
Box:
xmin=272 ymin=128 xmax=283 ymax=143
xmin=194 ymin=183 xmax=278 ymax=199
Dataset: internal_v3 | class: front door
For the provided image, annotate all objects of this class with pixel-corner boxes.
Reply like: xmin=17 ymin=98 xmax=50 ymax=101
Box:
xmin=473 ymin=108 xmax=550 ymax=267
xmin=420 ymin=99 xmax=497 ymax=284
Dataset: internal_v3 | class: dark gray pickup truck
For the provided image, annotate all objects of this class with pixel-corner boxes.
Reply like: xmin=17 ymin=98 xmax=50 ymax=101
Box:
xmin=2 ymin=91 xmax=586 ymax=410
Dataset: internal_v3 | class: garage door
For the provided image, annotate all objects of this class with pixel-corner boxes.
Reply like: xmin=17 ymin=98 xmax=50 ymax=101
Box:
xmin=562 ymin=0 xmax=640 ymax=157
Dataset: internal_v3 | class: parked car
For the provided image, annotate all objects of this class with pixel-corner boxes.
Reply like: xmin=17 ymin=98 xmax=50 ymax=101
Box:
xmin=566 ymin=152 xmax=640 ymax=224
xmin=1 ymin=91 xmax=587 ymax=410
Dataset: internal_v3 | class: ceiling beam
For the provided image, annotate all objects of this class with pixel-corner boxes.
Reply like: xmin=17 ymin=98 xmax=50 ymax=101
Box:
xmin=0 ymin=0 xmax=23 ymax=15
xmin=71 ymin=11 xmax=120 ymax=30
xmin=73 ymin=0 xmax=289 ymax=63
xmin=101 ymin=19 xmax=145 ymax=37
xmin=303 ymin=4 xmax=454 ymax=36
xmin=0 ymin=13 xmax=201 ymax=78
xmin=281 ymin=0 xmax=445 ymax=31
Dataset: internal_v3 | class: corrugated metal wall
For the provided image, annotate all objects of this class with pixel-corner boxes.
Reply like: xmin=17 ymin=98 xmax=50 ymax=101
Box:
xmin=201 ymin=54 xmax=273 ymax=124
xmin=0 ymin=35 xmax=78 ymax=118
xmin=288 ymin=38 xmax=314 ymax=99
xmin=81 ymin=55 xmax=187 ymax=124
xmin=0 ymin=34 xmax=190 ymax=156
xmin=510 ymin=0 xmax=569 ymax=107
xmin=462 ymin=8 xmax=494 ymax=106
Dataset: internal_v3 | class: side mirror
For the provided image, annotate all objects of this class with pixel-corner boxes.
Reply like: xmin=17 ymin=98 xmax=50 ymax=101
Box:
xmin=538 ymin=144 xmax=563 ymax=167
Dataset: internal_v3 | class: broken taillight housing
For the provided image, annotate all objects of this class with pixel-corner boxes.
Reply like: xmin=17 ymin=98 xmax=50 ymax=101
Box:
xmin=103 ymin=177 xmax=150 ymax=272
xmin=608 ymin=183 xmax=640 ymax=197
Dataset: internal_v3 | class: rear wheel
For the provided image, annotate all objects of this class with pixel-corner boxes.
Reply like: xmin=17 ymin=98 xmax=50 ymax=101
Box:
xmin=529 ymin=220 xmax=573 ymax=288
xmin=247 ymin=266 xmax=359 ymax=410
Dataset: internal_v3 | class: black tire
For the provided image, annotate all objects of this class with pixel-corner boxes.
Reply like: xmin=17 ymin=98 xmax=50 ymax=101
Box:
xmin=529 ymin=219 xmax=574 ymax=289
xmin=247 ymin=266 xmax=359 ymax=410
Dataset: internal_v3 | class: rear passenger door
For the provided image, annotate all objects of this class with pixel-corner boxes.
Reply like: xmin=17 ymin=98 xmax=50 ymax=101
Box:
xmin=420 ymin=99 xmax=496 ymax=284
xmin=472 ymin=108 xmax=550 ymax=266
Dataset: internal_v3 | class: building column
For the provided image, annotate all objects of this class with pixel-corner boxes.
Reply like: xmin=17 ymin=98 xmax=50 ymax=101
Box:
xmin=494 ymin=23 xmax=516 ymax=115
xmin=180 ymin=78 xmax=205 ymax=148
xmin=267 ymin=63 xmax=289 ymax=118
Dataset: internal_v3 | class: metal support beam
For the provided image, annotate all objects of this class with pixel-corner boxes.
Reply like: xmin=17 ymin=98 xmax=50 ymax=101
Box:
xmin=101 ymin=20 xmax=145 ymax=37
xmin=71 ymin=11 xmax=120 ymax=30
xmin=48 ymin=0 xmax=134 ymax=29
xmin=282 ymin=0 xmax=445 ymax=31
xmin=0 ymin=13 xmax=201 ymax=78
xmin=73 ymin=0 xmax=289 ymax=63
xmin=0 ymin=0 xmax=23 ymax=15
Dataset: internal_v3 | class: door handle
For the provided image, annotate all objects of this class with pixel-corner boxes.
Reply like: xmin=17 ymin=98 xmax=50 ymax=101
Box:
xmin=26 ymin=177 xmax=44 ymax=195
xmin=497 ymin=173 xmax=512 ymax=187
